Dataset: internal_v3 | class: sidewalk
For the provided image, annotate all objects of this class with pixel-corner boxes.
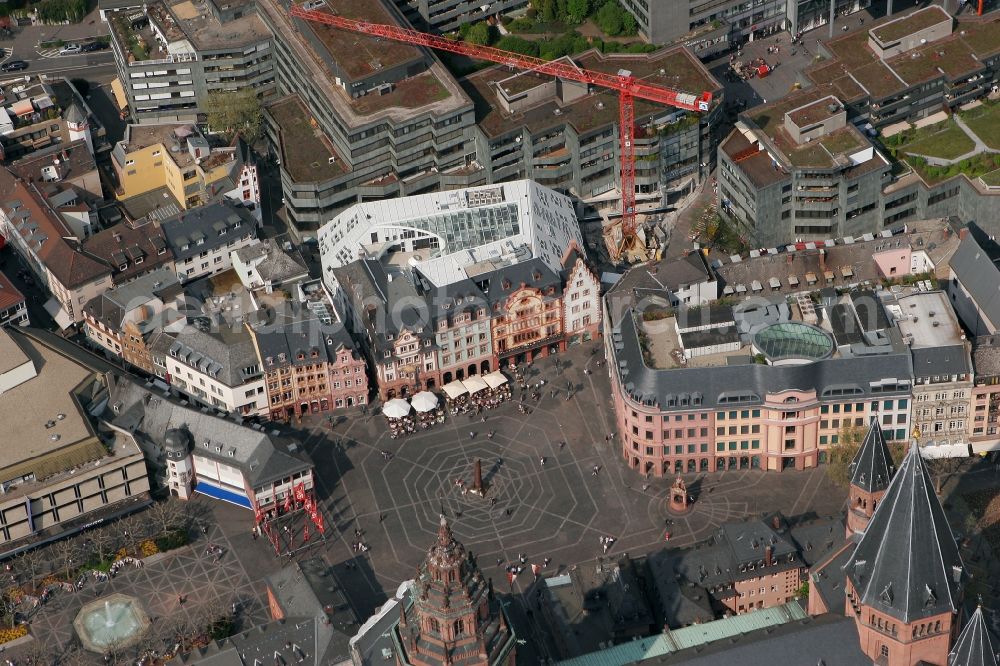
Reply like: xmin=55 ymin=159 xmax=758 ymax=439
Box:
xmin=14 ymin=7 xmax=107 ymax=47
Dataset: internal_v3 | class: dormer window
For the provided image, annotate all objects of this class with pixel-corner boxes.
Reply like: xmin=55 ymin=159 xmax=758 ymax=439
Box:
xmin=265 ymin=356 xmax=273 ymax=365
xmin=196 ymin=238 xmax=204 ymax=245
xmin=157 ymin=247 xmax=166 ymax=255
xmin=297 ymin=353 xmax=305 ymax=360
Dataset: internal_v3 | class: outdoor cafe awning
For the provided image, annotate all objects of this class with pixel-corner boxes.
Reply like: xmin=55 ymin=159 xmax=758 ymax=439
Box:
xmin=110 ymin=77 xmax=128 ymax=111
xmin=463 ymin=376 xmax=489 ymax=394
xmin=483 ymin=370 xmax=508 ymax=389
xmin=442 ymin=380 xmax=468 ymax=400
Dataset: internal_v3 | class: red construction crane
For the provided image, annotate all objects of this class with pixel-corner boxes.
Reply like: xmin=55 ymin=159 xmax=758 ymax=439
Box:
xmin=289 ymin=4 xmax=713 ymax=261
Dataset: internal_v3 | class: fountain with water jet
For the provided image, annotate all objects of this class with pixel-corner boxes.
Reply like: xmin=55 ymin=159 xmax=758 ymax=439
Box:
xmin=73 ymin=593 xmax=150 ymax=652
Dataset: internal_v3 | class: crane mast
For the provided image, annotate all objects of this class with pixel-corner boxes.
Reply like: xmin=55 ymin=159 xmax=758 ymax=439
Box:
xmin=289 ymin=3 xmax=713 ymax=261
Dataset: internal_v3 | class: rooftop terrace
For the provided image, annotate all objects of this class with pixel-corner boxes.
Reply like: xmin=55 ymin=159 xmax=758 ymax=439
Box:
xmin=871 ymin=5 xmax=951 ymax=44
xmin=109 ymin=0 xmax=268 ymax=63
xmin=267 ymin=95 xmax=348 ymax=184
xmin=255 ymin=0 xmax=467 ymax=126
xmin=297 ymin=0 xmax=422 ymax=82
xmin=806 ymin=12 xmax=1000 ymax=101
xmin=743 ymin=90 xmax=872 ymax=168
xmin=120 ymin=124 xmax=201 ymax=168
xmin=463 ymin=47 xmax=721 ymax=138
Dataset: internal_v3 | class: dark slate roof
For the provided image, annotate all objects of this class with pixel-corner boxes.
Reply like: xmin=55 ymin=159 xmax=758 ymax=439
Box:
xmin=844 ymin=444 xmax=964 ymax=624
xmin=647 ymin=514 xmax=838 ymax=624
xmin=949 ymin=606 xmax=999 ymax=666
xmin=106 ymin=378 xmax=312 ymax=487
xmin=169 ymin=618 xmax=317 ymax=665
xmin=255 ymin=324 xmax=359 ymax=370
xmin=265 ymin=557 xmax=359 ymax=665
xmin=611 ymin=311 xmax=913 ymax=410
xmin=332 ymin=257 xmax=561 ymax=356
xmin=659 ymin=252 xmax=713 ymax=289
xmin=912 ymin=344 xmax=972 ymax=379
xmin=809 ymin=542 xmax=856 ymax=615
xmin=160 ymin=200 xmax=257 ymax=262
xmin=849 ymin=418 xmax=896 ymax=493
xmin=169 ymin=324 xmax=262 ymax=387
xmin=951 ymin=234 xmax=1000 ymax=331
xmin=81 ymin=220 xmax=174 ymax=285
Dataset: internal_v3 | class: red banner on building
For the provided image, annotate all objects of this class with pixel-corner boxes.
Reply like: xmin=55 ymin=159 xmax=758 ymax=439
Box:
xmin=312 ymin=510 xmax=324 ymax=533
xmin=294 ymin=483 xmax=306 ymax=503
xmin=303 ymin=522 xmax=310 ymax=542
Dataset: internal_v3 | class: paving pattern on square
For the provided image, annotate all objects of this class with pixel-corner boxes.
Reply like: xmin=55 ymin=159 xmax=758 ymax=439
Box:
xmin=303 ymin=344 xmax=848 ymax=607
xmin=20 ymin=520 xmax=268 ymax=659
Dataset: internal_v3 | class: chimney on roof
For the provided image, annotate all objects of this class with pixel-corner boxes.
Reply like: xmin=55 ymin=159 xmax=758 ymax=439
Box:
xmin=764 ymin=545 xmax=774 ymax=567
xmin=772 ymin=515 xmax=781 ymax=530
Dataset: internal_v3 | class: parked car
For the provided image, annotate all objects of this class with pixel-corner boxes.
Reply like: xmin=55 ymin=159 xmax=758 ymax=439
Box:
xmin=0 ymin=60 xmax=28 ymax=71
xmin=81 ymin=41 xmax=107 ymax=52
xmin=59 ymin=44 xmax=81 ymax=55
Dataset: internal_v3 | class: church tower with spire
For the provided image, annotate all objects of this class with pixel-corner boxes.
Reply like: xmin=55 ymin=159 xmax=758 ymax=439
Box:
xmin=396 ymin=516 xmax=516 ymax=666
xmin=846 ymin=418 xmax=896 ymax=536
xmin=844 ymin=443 xmax=965 ymax=666
xmin=949 ymin=605 xmax=999 ymax=666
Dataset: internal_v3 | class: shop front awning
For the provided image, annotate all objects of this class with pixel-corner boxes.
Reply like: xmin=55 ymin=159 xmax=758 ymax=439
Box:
xmin=483 ymin=370 xmax=508 ymax=389
xmin=972 ymin=440 xmax=1000 ymax=455
xmin=194 ymin=481 xmax=252 ymax=509
xmin=110 ymin=77 xmax=128 ymax=111
xmin=43 ymin=297 xmax=73 ymax=330
xmin=919 ymin=442 xmax=969 ymax=459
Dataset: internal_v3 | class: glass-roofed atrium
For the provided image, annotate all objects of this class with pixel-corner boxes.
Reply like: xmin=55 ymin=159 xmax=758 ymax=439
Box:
xmin=752 ymin=322 xmax=835 ymax=363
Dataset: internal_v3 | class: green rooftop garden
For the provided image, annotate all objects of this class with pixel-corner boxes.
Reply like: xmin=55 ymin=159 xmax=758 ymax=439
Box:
xmin=883 ymin=118 xmax=975 ymax=161
xmin=904 ymin=152 xmax=1000 ymax=185
xmin=960 ymin=102 xmax=1000 ymax=151
xmin=981 ymin=168 xmax=1000 ymax=188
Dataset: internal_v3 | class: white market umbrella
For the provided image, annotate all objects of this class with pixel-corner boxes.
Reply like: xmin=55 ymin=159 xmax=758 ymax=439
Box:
xmin=483 ymin=370 xmax=509 ymax=389
xmin=382 ymin=398 xmax=411 ymax=419
xmin=463 ymin=376 xmax=489 ymax=394
xmin=442 ymin=381 xmax=468 ymax=400
xmin=411 ymin=391 xmax=439 ymax=413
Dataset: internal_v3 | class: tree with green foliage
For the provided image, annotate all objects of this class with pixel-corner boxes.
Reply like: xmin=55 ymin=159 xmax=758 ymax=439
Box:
xmin=540 ymin=0 xmax=557 ymax=21
xmin=205 ymin=89 xmax=264 ymax=145
xmin=465 ymin=21 xmax=492 ymax=45
xmin=34 ymin=0 xmax=88 ymax=23
xmin=593 ymin=0 xmax=623 ymax=35
xmin=566 ymin=0 xmax=590 ymax=22
xmin=621 ymin=8 xmax=637 ymax=35
xmin=496 ymin=35 xmax=540 ymax=57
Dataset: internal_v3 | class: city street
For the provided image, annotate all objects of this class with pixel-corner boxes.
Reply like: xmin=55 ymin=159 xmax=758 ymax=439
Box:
xmin=0 ymin=8 xmax=115 ymax=80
